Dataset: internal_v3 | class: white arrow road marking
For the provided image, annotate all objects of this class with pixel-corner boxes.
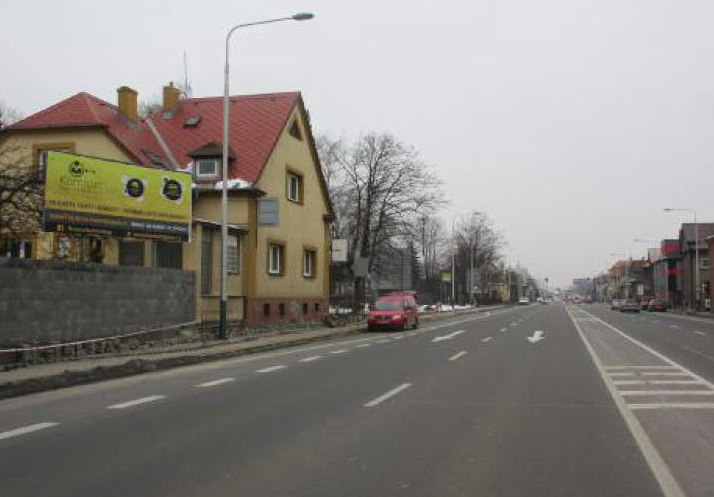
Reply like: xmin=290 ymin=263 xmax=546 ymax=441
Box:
xmin=0 ymin=422 xmax=59 ymax=441
xmin=527 ymin=330 xmax=546 ymax=344
xmin=364 ymin=383 xmax=412 ymax=408
xmin=106 ymin=395 xmax=166 ymax=409
xmin=432 ymin=330 xmax=465 ymax=343
xmin=196 ymin=378 xmax=235 ymax=388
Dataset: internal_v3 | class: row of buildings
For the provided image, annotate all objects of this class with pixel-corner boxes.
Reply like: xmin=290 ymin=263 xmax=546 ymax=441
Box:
xmin=592 ymin=223 xmax=714 ymax=310
xmin=0 ymin=83 xmax=334 ymax=327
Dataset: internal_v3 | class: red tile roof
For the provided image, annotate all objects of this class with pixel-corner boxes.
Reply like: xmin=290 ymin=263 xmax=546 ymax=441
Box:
xmin=148 ymin=92 xmax=299 ymax=182
xmin=9 ymin=93 xmax=166 ymax=167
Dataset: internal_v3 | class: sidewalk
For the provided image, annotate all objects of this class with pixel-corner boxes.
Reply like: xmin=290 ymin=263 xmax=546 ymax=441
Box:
xmin=0 ymin=306 xmax=500 ymax=400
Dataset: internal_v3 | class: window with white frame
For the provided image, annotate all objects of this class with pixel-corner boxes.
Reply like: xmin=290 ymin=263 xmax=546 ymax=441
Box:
xmin=701 ymin=257 xmax=710 ymax=270
xmin=268 ymin=243 xmax=284 ymax=275
xmin=195 ymin=159 xmax=219 ymax=178
xmin=227 ymin=235 xmax=240 ymax=273
xmin=303 ymin=249 xmax=316 ymax=278
xmin=287 ymin=171 xmax=302 ymax=203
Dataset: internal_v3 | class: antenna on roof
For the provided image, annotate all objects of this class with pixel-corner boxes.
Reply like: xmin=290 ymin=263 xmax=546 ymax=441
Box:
xmin=182 ymin=51 xmax=194 ymax=98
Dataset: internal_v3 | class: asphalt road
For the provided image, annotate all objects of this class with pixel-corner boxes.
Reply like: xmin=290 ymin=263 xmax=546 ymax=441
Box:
xmin=1 ymin=303 xmax=711 ymax=496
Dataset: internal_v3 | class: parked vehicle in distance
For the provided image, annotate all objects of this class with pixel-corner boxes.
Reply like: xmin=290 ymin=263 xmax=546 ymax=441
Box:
xmin=518 ymin=296 xmax=530 ymax=305
xmin=646 ymin=299 xmax=667 ymax=312
xmin=611 ymin=299 xmax=624 ymax=310
xmin=620 ymin=300 xmax=640 ymax=313
xmin=367 ymin=292 xmax=418 ymax=331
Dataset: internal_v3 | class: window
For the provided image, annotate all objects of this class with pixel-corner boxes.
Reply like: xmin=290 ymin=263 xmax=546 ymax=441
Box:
xmin=1 ymin=237 xmax=33 ymax=259
xmin=286 ymin=171 xmax=303 ymax=203
xmin=119 ymin=240 xmax=144 ymax=266
xmin=289 ymin=120 xmax=303 ymax=140
xmin=154 ymin=241 xmax=183 ymax=269
xmin=314 ymin=303 xmax=319 ymax=313
xmin=268 ymin=243 xmax=284 ymax=275
xmin=227 ymin=235 xmax=240 ymax=273
xmin=201 ymin=231 xmax=213 ymax=294
xmin=303 ymin=249 xmax=316 ymax=278
xmin=263 ymin=303 xmax=271 ymax=316
xmin=196 ymin=159 xmax=218 ymax=178
xmin=258 ymin=198 xmax=279 ymax=226
xmin=35 ymin=145 xmax=73 ymax=182
xmin=702 ymin=257 xmax=710 ymax=270
xmin=279 ymin=303 xmax=286 ymax=317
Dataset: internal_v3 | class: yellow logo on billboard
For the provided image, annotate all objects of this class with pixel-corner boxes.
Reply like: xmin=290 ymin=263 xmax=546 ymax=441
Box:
xmin=44 ymin=152 xmax=192 ymax=241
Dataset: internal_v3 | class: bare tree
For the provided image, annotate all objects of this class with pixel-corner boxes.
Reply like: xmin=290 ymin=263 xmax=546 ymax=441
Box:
xmin=0 ymin=146 xmax=42 ymax=235
xmin=0 ymin=101 xmax=21 ymax=129
xmin=454 ymin=211 xmax=504 ymax=303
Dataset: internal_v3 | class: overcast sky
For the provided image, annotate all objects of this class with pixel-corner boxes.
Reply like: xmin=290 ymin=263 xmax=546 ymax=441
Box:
xmin=3 ymin=0 xmax=714 ymax=288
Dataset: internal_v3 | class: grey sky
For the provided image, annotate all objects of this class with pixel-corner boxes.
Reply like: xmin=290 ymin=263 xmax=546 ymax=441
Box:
xmin=2 ymin=0 xmax=714 ymax=288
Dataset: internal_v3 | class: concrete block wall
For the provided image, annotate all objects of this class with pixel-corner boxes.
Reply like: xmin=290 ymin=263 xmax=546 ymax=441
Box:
xmin=0 ymin=257 xmax=195 ymax=345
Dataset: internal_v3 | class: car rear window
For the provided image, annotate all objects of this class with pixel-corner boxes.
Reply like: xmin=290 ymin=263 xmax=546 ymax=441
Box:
xmin=375 ymin=301 xmax=401 ymax=311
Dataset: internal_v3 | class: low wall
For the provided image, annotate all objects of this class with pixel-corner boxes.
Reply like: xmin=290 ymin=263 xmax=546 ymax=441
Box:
xmin=0 ymin=257 xmax=195 ymax=345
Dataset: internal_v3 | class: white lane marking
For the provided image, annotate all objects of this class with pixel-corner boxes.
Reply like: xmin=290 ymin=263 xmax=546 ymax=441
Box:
xmin=299 ymin=355 xmax=322 ymax=363
xmin=377 ymin=339 xmax=391 ymax=344
xmin=630 ymin=403 xmax=714 ymax=410
xmin=640 ymin=372 xmax=689 ymax=377
xmin=449 ymin=351 xmax=468 ymax=361
xmin=500 ymin=327 xmax=508 ymax=332
xmin=621 ymin=390 xmax=714 ymax=396
xmin=392 ymin=335 xmax=404 ymax=340
xmin=608 ymin=372 xmax=636 ymax=377
xmin=196 ymin=378 xmax=235 ymax=388
xmin=106 ymin=395 xmax=166 ymax=409
xmin=364 ymin=383 xmax=412 ymax=408
xmin=604 ymin=365 xmax=677 ymax=370
xmin=690 ymin=330 xmax=706 ymax=336
xmin=510 ymin=322 xmax=518 ymax=327
xmin=613 ymin=380 xmax=703 ymax=385
xmin=255 ymin=365 xmax=287 ymax=373
xmin=669 ymin=325 xmax=681 ymax=330
xmin=330 ymin=349 xmax=348 ymax=355
xmin=682 ymin=345 xmax=714 ymax=363
xmin=481 ymin=336 xmax=492 ymax=343
xmin=0 ymin=422 xmax=59 ymax=441
xmin=356 ymin=343 xmax=372 ymax=348
xmin=432 ymin=330 xmax=465 ymax=343
xmin=564 ymin=305 xmax=686 ymax=497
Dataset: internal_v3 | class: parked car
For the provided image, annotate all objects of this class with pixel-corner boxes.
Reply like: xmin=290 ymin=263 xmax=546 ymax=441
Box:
xmin=518 ymin=296 xmax=530 ymax=305
xmin=611 ymin=299 xmax=624 ymax=310
xmin=367 ymin=292 xmax=419 ymax=331
xmin=620 ymin=300 xmax=640 ymax=313
xmin=646 ymin=299 xmax=667 ymax=312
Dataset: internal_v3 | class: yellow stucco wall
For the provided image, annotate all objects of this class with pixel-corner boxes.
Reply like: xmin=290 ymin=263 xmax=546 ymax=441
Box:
xmin=253 ymin=108 xmax=330 ymax=300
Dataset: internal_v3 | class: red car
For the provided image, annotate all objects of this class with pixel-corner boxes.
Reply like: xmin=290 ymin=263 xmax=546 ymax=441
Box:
xmin=367 ymin=293 xmax=419 ymax=331
xmin=646 ymin=299 xmax=667 ymax=312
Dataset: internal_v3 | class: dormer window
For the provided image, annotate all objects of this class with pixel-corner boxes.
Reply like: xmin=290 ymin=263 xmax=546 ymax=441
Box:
xmin=196 ymin=159 xmax=219 ymax=179
xmin=184 ymin=116 xmax=201 ymax=128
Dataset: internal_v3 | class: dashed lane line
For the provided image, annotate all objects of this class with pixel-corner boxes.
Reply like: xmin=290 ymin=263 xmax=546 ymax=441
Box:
xmin=356 ymin=343 xmax=372 ymax=348
xmin=255 ymin=365 xmax=287 ymax=373
xmin=364 ymin=383 xmax=412 ymax=408
xmin=0 ymin=422 xmax=59 ymax=441
xmin=604 ymin=365 xmax=678 ymax=370
xmin=299 ymin=356 xmax=322 ymax=363
xmin=196 ymin=378 xmax=235 ymax=388
xmin=449 ymin=351 xmax=468 ymax=362
xmin=106 ymin=395 xmax=166 ymax=410
xmin=481 ymin=336 xmax=493 ymax=343
xmin=500 ymin=327 xmax=508 ymax=332
xmin=330 ymin=349 xmax=348 ymax=355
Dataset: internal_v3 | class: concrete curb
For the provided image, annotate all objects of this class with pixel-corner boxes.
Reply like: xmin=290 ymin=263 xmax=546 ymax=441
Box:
xmin=0 ymin=306 xmax=499 ymax=401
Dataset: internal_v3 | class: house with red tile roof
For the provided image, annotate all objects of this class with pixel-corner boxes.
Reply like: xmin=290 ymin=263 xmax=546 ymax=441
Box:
xmin=0 ymin=83 xmax=334 ymax=327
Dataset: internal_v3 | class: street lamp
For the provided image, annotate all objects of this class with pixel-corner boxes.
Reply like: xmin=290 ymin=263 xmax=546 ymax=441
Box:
xmin=452 ymin=212 xmax=481 ymax=311
xmin=220 ymin=12 xmax=314 ymax=338
xmin=664 ymin=207 xmax=699 ymax=309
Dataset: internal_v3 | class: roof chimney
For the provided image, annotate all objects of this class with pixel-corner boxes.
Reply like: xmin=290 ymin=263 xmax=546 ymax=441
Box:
xmin=163 ymin=82 xmax=181 ymax=113
xmin=117 ymin=86 xmax=139 ymax=121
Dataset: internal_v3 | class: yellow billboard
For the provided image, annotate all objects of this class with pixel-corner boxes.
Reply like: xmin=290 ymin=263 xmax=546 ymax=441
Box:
xmin=43 ymin=152 xmax=192 ymax=241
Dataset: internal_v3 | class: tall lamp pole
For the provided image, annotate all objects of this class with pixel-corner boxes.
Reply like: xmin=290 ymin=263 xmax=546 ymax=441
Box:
xmin=220 ymin=12 xmax=314 ymax=338
xmin=664 ymin=208 xmax=699 ymax=309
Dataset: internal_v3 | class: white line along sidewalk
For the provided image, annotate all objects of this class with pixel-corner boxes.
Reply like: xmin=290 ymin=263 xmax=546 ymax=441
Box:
xmin=566 ymin=304 xmax=714 ymax=497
